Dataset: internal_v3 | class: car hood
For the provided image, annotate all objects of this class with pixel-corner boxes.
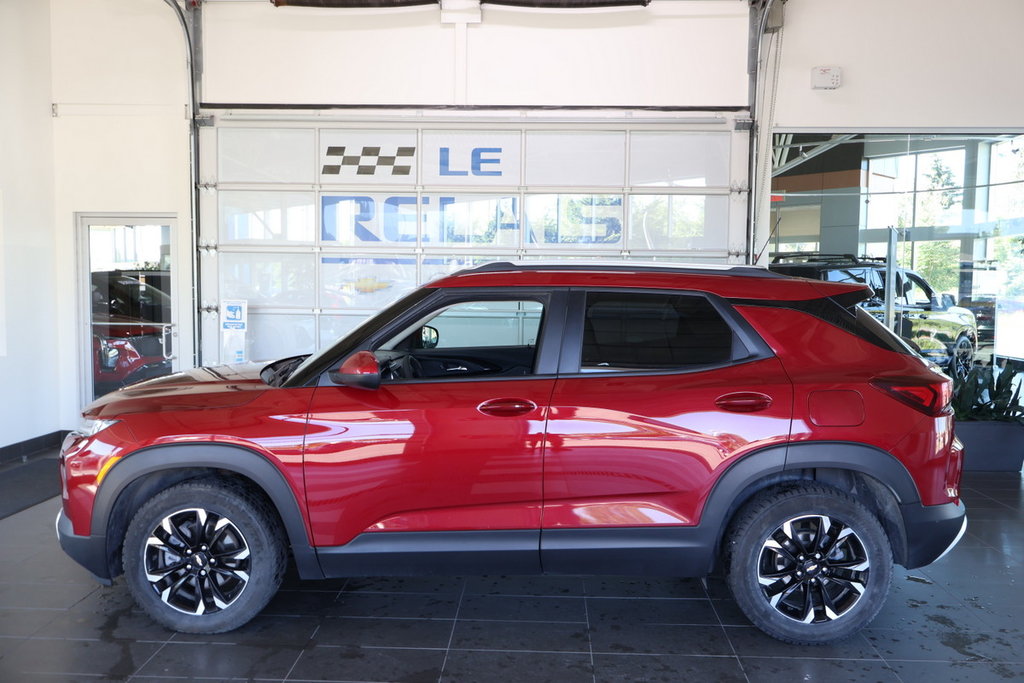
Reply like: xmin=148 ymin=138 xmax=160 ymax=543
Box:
xmin=86 ymin=362 xmax=270 ymax=418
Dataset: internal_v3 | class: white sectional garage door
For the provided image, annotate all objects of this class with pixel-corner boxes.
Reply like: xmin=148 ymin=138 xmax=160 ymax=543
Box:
xmin=198 ymin=113 xmax=749 ymax=364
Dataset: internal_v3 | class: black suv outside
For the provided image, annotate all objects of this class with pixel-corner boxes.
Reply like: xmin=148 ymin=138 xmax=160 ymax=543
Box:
xmin=769 ymin=253 xmax=977 ymax=381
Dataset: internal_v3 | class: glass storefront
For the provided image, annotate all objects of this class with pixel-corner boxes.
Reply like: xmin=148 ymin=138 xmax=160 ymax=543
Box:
xmin=769 ymin=133 xmax=1024 ymax=388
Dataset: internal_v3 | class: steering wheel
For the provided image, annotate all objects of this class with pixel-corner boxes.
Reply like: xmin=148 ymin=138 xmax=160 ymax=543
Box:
xmin=381 ymin=354 xmax=421 ymax=381
xmin=399 ymin=353 xmax=421 ymax=379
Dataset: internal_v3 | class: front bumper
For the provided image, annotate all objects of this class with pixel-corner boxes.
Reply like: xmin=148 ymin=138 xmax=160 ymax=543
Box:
xmin=55 ymin=509 xmax=112 ymax=585
xmin=900 ymin=498 xmax=967 ymax=569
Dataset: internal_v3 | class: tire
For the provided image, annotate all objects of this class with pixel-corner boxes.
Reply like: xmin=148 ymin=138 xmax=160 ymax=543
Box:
xmin=122 ymin=478 xmax=287 ymax=633
xmin=949 ymin=335 xmax=975 ymax=383
xmin=725 ymin=483 xmax=892 ymax=645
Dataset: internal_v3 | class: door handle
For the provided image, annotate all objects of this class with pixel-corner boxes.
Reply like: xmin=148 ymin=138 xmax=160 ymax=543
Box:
xmin=715 ymin=392 xmax=773 ymax=413
xmin=478 ymin=398 xmax=538 ymax=417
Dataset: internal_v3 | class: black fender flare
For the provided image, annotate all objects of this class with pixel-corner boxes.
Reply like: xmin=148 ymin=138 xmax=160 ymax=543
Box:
xmin=94 ymin=443 xmax=323 ymax=580
xmin=783 ymin=441 xmax=920 ymax=503
xmin=699 ymin=441 xmax=919 ymax=567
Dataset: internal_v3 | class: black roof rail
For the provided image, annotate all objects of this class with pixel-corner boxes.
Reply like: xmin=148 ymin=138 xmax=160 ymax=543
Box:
xmin=456 ymin=260 xmax=787 ymax=279
xmin=770 ymin=252 xmax=887 ymax=265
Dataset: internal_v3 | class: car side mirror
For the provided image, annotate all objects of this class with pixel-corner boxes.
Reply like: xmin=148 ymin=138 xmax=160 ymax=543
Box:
xmin=328 ymin=351 xmax=381 ymax=390
xmin=941 ymin=294 xmax=955 ymax=309
xmin=419 ymin=325 xmax=439 ymax=349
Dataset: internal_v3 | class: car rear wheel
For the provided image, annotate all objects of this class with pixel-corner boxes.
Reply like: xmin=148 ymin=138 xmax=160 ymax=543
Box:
xmin=725 ymin=483 xmax=892 ymax=644
xmin=122 ymin=479 xmax=286 ymax=633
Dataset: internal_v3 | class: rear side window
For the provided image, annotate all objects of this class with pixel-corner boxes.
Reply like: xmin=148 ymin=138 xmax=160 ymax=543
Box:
xmin=852 ymin=306 xmax=919 ymax=356
xmin=581 ymin=292 xmax=736 ymax=371
xmin=824 ymin=268 xmax=872 ymax=286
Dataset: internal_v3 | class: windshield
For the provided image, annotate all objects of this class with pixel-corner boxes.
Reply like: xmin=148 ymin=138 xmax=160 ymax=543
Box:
xmin=282 ymin=287 xmax=434 ymax=387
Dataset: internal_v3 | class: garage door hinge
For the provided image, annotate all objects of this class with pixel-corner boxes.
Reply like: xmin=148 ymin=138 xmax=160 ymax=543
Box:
xmin=194 ymin=114 xmax=215 ymax=127
xmin=734 ymin=118 xmax=754 ymax=131
xmin=197 ymin=239 xmax=218 ymax=255
xmin=199 ymin=303 xmax=219 ymax=315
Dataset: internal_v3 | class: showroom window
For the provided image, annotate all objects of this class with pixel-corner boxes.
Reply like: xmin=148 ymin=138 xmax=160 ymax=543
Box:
xmin=199 ymin=116 xmax=748 ymax=363
xmin=769 ymin=132 xmax=1024 ymax=375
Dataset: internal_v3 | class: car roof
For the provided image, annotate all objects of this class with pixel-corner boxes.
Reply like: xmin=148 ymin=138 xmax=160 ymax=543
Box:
xmin=428 ymin=261 xmax=867 ymax=302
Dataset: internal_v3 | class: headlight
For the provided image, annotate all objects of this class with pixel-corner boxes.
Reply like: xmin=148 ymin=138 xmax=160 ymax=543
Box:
xmin=61 ymin=418 xmax=121 ymax=457
xmin=76 ymin=418 xmax=120 ymax=438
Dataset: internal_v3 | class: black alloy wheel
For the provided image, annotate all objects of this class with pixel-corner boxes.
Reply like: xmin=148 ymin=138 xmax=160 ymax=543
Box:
xmin=143 ymin=507 xmax=251 ymax=616
xmin=755 ymin=514 xmax=870 ymax=624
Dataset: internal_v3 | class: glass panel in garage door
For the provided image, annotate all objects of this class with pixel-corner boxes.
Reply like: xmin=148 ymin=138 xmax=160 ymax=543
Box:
xmin=85 ymin=221 xmax=175 ymax=399
xmin=524 ymin=194 xmax=624 ymax=250
xmin=629 ymin=132 xmax=731 ymax=187
xmin=628 ymin=195 xmax=731 ymax=251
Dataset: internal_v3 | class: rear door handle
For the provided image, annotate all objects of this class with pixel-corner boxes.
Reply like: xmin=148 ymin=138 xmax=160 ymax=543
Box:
xmin=478 ymin=398 xmax=538 ymax=417
xmin=715 ymin=392 xmax=773 ymax=413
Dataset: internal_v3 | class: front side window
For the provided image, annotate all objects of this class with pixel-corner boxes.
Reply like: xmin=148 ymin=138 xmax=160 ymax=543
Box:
xmin=377 ymin=299 xmax=545 ymax=380
xmin=904 ymin=274 xmax=933 ymax=307
xmin=580 ymin=292 xmax=736 ymax=372
xmin=427 ymin=301 xmax=542 ymax=349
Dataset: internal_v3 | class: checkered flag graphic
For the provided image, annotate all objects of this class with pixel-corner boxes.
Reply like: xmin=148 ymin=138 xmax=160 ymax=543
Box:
xmin=322 ymin=146 xmax=415 ymax=176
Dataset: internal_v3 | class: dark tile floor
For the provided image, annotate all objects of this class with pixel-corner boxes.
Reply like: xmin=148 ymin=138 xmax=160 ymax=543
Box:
xmin=0 ymin=460 xmax=1021 ymax=682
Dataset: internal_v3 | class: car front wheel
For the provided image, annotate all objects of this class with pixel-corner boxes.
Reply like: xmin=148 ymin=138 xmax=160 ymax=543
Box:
xmin=949 ymin=334 xmax=975 ymax=383
xmin=122 ymin=479 xmax=286 ymax=633
xmin=725 ymin=483 xmax=893 ymax=644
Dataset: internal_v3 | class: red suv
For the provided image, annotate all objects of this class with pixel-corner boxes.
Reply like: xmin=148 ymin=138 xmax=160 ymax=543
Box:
xmin=57 ymin=262 xmax=966 ymax=644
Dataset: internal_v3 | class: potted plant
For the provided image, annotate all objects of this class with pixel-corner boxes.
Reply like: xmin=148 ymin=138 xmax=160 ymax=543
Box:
xmin=952 ymin=361 xmax=1024 ymax=472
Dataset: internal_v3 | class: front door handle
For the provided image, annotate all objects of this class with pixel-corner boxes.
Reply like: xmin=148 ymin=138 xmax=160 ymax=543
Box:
xmin=478 ymin=398 xmax=538 ymax=417
xmin=715 ymin=392 xmax=773 ymax=413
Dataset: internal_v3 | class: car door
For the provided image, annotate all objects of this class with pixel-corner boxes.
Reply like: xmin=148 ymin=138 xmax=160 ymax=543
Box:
xmin=303 ymin=289 xmax=565 ymax=575
xmin=540 ymin=289 xmax=793 ymax=573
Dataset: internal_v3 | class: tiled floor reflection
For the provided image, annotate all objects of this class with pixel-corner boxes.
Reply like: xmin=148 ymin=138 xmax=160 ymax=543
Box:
xmin=0 ymin=472 xmax=1021 ymax=682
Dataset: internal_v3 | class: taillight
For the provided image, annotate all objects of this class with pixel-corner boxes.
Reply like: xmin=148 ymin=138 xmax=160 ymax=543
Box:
xmin=871 ymin=377 xmax=952 ymax=416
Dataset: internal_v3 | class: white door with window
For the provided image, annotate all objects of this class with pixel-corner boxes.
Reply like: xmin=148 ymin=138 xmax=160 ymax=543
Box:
xmin=79 ymin=215 xmax=191 ymax=402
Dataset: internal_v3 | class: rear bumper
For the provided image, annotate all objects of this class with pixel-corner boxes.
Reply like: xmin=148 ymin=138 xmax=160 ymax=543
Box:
xmin=55 ymin=510 xmax=112 ymax=585
xmin=900 ymin=498 xmax=967 ymax=569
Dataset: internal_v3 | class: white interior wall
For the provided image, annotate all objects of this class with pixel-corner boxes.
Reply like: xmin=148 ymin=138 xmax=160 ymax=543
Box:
xmin=46 ymin=0 xmax=191 ymax=437
xmin=772 ymin=0 xmax=1024 ymax=130
xmin=202 ymin=0 xmax=750 ymax=107
xmin=0 ymin=0 xmax=58 ymax=447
